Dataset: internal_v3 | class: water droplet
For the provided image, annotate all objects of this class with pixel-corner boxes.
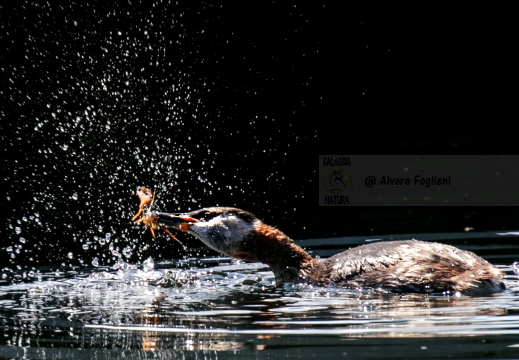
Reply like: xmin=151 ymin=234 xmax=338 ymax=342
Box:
xmin=19 ymin=237 xmax=26 ymax=244
xmin=92 ymin=257 xmax=99 ymax=267
xmin=123 ymin=246 xmax=132 ymax=258
xmin=67 ymin=252 xmax=74 ymax=259
xmin=143 ymin=257 xmax=155 ymax=272
xmin=15 ymin=227 xmax=21 ymax=235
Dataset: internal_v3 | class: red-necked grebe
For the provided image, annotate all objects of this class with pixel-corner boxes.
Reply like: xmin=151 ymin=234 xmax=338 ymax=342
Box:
xmin=154 ymin=207 xmax=505 ymax=295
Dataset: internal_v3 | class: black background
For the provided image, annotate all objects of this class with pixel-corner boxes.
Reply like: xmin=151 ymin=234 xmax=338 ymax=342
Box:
xmin=1 ymin=2 xmax=518 ymax=268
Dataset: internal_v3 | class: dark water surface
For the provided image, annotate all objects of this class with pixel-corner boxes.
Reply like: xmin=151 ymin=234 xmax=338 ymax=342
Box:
xmin=1 ymin=231 xmax=518 ymax=359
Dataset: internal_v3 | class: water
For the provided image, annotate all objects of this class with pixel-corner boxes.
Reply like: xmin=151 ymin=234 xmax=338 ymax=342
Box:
xmin=1 ymin=232 xmax=518 ymax=359
xmin=2 ymin=2 xmax=519 ymax=359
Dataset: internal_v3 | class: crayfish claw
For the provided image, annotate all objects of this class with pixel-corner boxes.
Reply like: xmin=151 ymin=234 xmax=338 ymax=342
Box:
xmin=131 ymin=187 xmax=155 ymax=221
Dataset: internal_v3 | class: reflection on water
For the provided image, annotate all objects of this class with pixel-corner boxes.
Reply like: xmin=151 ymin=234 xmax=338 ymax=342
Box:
xmin=1 ymin=232 xmax=519 ymax=359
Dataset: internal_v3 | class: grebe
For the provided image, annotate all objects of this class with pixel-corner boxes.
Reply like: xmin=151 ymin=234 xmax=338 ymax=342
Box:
xmin=154 ymin=207 xmax=505 ymax=295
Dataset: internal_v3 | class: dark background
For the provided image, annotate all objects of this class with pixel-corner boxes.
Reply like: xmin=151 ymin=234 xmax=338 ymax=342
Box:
xmin=1 ymin=2 xmax=518 ymax=269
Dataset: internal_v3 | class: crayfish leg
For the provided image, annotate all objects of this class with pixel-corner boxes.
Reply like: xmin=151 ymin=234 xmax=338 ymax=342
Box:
xmin=163 ymin=227 xmax=181 ymax=243
xmin=131 ymin=207 xmax=144 ymax=222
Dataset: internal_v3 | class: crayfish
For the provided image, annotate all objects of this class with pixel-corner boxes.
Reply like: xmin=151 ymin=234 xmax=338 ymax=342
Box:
xmin=131 ymin=187 xmax=180 ymax=242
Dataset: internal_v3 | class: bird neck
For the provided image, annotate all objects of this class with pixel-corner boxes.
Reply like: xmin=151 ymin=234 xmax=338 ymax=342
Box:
xmin=234 ymin=221 xmax=322 ymax=284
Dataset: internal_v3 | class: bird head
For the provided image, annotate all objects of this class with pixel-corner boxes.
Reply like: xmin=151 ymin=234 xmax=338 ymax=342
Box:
xmin=155 ymin=207 xmax=258 ymax=258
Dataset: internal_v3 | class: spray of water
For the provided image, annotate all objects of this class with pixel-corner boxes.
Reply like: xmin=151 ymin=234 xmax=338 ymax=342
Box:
xmin=0 ymin=2 xmax=225 ymax=275
xmin=1 ymin=2 xmax=319 ymax=283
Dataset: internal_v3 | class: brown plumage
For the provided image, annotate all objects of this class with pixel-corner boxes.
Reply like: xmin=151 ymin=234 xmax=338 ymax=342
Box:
xmin=155 ymin=207 xmax=505 ymax=295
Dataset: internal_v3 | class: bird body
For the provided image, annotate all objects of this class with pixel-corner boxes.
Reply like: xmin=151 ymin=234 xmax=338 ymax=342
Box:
xmin=155 ymin=207 xmax=505 ymax=295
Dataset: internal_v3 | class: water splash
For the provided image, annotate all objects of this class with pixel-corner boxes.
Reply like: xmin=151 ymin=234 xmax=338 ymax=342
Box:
xmin=1 ymin=1 xmax=319 ymax=278
xmin=513 ymin=262 xmax=519 ymax=276
xmin=1 ymin=2 xmax=215 ymax=272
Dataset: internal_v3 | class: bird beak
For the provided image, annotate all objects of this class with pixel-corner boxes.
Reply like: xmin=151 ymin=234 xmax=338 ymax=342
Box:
xmin=155 ymin=212 xmax=198 ymax=232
